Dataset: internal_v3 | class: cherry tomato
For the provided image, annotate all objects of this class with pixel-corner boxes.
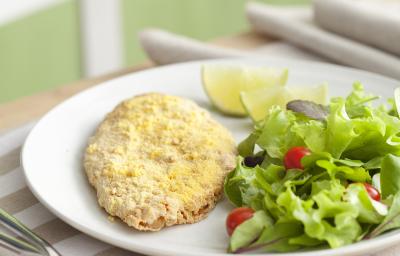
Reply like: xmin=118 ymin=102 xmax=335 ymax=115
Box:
xmin=363 ymin=183 xmax=381 ymax=201
xmin=283 ymin=146 xmax=311 ymax=170
xmin=226 ymin=207 xmax=254 ymax=236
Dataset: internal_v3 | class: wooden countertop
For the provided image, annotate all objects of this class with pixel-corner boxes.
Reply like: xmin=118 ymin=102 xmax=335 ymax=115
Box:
xmin=0 ymin=31 xmax=271 ymax=132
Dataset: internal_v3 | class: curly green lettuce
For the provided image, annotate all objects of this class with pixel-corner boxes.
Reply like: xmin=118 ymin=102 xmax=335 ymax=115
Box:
xmin=225 ymin=83 xmax=400 ymax=253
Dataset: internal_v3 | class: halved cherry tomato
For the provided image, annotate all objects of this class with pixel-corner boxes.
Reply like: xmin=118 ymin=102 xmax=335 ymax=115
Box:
xmin=226 ymin=207 xmax=254 ymax=236
xmin=363 ymin=183 xmax=380 ymax=201
xmin=283 ymin=146 xmax=311 ymax=170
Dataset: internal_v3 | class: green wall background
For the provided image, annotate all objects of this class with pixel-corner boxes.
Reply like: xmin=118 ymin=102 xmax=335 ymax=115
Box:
xmin=0 ymin=0 xmax=308 ymax=104
xmin=0 ymin=1 xmax=81 ymax=103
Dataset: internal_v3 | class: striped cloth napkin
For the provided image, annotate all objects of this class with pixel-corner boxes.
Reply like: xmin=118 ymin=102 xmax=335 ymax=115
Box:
xmin=0 ymin=123 xmax=143 ymax=256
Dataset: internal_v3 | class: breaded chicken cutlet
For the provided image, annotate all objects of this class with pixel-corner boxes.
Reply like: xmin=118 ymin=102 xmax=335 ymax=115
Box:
xmin=84 ymin=93 xmax=237 ymax=231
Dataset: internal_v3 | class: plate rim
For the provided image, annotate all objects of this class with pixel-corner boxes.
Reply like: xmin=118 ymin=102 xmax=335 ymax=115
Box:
xmin=21 ymin=57 xmax=400 ymax=256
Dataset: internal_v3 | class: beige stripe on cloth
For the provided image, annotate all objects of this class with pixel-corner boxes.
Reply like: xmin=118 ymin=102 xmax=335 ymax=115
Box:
xmin=0 ymin=124 xmax=146 ymax=256
xmin=0 ymin=146 xmax=20 ymax=176
xmin=0 ymin=187 xmax=38 ymax=214
xmin=32 ymin=219 xmax=81 ymax=244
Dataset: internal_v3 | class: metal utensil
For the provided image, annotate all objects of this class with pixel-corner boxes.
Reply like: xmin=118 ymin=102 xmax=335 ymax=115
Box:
xmin=0 ymin=208 xmax=61 ymax=256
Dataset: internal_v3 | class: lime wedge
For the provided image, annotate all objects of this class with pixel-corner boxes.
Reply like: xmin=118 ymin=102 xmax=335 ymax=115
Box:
xmin=241 ymin=84 xmax=328 ymax=122
xmin=286 ymin=84 xmax=328 ymax=106
xmin=201 ymin=65 xmax=288 ymax=116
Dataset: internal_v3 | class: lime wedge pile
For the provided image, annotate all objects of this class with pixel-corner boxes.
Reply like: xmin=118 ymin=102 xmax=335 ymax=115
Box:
xmin=202 ymin=65 xmax=288 ymax=116
xmin=201 ymin=64 xmax=328 ymax=121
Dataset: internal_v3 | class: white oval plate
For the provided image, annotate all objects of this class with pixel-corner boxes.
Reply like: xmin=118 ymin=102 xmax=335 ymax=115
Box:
xmin=22 ymin=58 xmax=400 ymax=256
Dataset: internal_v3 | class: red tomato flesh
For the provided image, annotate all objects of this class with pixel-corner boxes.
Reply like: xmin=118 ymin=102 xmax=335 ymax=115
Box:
xmin=226 ymin=207 xmax=254 ymax=236
xmin=364 ymin=183 xmax=380 ymax=201
xmin=284 ymin=146 xmax=311 ymax=170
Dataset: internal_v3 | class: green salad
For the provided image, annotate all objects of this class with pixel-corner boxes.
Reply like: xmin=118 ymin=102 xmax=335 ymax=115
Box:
xmin=224 ymin=83 xmax=400 ymax=253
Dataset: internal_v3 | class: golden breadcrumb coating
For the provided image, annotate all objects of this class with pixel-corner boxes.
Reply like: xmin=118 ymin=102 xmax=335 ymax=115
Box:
xmin=84 ymin=93 xmax=236 ymax=231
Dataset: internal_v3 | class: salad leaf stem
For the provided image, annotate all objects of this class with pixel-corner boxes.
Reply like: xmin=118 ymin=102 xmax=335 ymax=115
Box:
xmin=234 ymin=238 xmax=286 ymax=254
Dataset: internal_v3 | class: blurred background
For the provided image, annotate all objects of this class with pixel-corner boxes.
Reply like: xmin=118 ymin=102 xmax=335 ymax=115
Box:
xmin=0 ymin=0 xmax=309 ymax=104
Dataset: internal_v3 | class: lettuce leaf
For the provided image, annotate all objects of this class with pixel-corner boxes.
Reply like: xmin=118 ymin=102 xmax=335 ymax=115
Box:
xmin=344 ymin=184 xmax=385 ymax=224
xmin=237 ymin=132 xmax=259 ymax=157
xmin=325 ymin=98 xmax=356 ymax=158
xmin=345 ymin=82 xmax=380 ymax=118
xmin=343 ymin=111 xmax=400 ymax=161
xmin=381 ymin=154 xmax=400 ymax=198
xmin=229 ymin=211 xmax=273 ymax=252
xmin=224 ymin=157 xmax=257 ymax=207
xmin=224 ymin=157 xmax=287 ymax=210
xmin=225 ymin=83 xmax=400 ymax=252
xmin=289 ymin=234 xmax=324 ymax=247
xmin=256 ymin=106 xmax=304 ymax=158
xmin=251 ymin=222 xmax=303 ymax=252
xmin=277 ymin=180 xmax=362 ymax=248
xmin=291 ymin=120 xmax=326 ymax=153
xmin=369 ymin=191 xmax=400 ymax=237
xmin=316 ymin=160 xmax=371 ymax=182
